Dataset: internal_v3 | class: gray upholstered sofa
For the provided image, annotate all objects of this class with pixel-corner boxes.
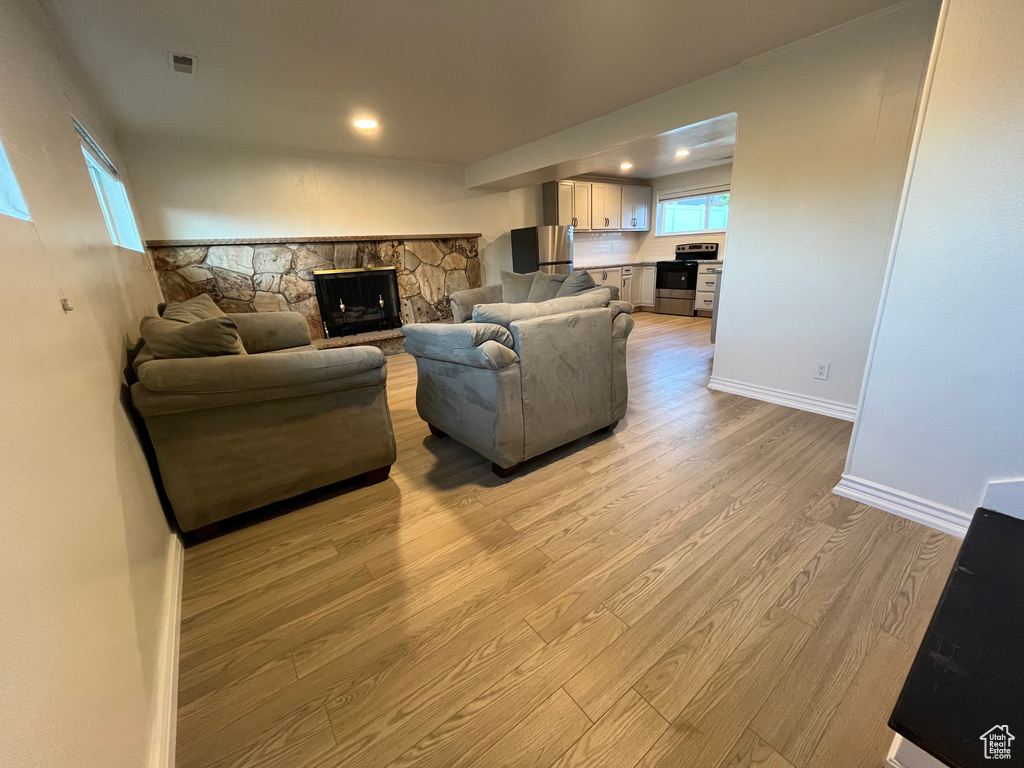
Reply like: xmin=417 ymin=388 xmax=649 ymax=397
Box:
xmin=130 ymin=295 xmax=396 ymax=533
xmin=403 ymin=283 xmax=634 ymax=476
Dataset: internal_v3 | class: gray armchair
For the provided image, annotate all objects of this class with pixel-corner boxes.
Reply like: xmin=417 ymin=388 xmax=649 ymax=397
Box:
xmin=403 ymin=289 xmax=633 ymax=476
xmin=131 ymin=308 xmax=396 ymax=533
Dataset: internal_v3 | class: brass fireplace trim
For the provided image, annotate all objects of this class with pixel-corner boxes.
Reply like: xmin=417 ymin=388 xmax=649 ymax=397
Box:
xmin=312 ymin=266 xmax=397 ymax=275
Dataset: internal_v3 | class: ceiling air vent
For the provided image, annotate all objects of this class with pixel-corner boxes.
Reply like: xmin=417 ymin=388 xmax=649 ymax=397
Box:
xmin=168 ymin=52 xmax=196 ymax=75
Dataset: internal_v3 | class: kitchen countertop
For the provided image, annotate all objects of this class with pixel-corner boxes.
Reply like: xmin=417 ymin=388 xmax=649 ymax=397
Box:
xmin=574 ymin=261 xmax=660 ymax=269
xmin=574 ymin=260 xmax=722 ymax=269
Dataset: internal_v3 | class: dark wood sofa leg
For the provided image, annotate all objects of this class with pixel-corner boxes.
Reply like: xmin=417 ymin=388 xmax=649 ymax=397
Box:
xmin=365 ymin=465 xmax=392 ymax=485
xmin=428 ymin=424 xmax=447 ymax=438
xmin=491 ymin=462 xmax=522 ymax=478
xmin=594 ymin=420 xmax=619 ymax=435
xmin=189 ymin=521 xmax=223 ymax=542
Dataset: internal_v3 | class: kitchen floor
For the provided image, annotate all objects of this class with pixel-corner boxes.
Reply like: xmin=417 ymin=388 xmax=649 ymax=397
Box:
xmin=174 ymin=312 xmax=959 ymax=768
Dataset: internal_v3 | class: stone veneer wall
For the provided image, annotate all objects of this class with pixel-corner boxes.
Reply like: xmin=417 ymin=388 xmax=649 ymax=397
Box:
xmin=149 ymin=236 xmax=481 ymax=340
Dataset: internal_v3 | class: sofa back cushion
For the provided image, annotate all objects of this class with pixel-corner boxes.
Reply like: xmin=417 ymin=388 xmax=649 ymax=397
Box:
xmin=141 ymin=315 xmax=247 ymax=359
xmin=472 ymin=288 xmax=611 ymax=328
xmin=555 ymin=269 xmax=597 ymax=297
xmin=229 ymin=311 xmax=312 ymax=354
xmin=526 ymin=272 xmax=567 ymax=303
xmin=500 ymin=270 xmax=539 ymax=303
xmin=161 ymin=293 xmax=225 ymax=323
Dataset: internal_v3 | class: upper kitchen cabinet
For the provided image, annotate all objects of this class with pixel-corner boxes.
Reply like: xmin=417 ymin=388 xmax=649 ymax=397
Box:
xmin=621 ymin=185 xmax=651 ymax=231
xmin=590 ymin=183 xmax=622 ymax=230
xmin=542 ymin=179 xmax=650 ymax=232
xmin=543 ymin=180 xmax=591 ymax=230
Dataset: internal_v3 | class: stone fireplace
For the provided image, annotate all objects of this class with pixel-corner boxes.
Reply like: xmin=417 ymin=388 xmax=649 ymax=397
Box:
xmin=313 ymin=267 xmax=402 ymax=338
xmin=147 ymin=233 xmax=482 ymax=350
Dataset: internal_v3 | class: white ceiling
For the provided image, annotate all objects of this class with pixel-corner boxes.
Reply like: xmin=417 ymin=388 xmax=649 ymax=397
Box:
xmin=43 ymin=0 xmax=904 ymax=165
xmin=576 ymin=113 xmax=736 ymax=180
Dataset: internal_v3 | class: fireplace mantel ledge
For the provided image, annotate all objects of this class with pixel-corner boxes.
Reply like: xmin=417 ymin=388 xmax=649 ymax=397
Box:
xmin=145 ymin=233 xmax=483 ymax=248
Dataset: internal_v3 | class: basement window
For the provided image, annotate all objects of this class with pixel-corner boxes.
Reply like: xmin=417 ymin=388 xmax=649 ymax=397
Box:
xmin=656 ymin=189 xmax=729 ymax=235
xmin=74 ymin=118 xmax=144 ymax=252
xmin=0 ymin=134 xmax=30 ymax=221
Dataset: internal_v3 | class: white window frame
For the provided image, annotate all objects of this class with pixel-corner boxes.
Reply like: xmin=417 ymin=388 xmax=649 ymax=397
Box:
xmin=74 ymin=118 xmax=144 ymax=252
xmin=655 ymin=186 xmax=730 ymax=237
xmin=0 ymin=132 xmax=30 ymax=221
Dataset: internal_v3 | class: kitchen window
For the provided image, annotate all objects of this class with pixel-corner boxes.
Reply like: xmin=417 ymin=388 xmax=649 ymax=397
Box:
xmin=0 ymin=133 xmax=30 ymax=221
xmin=75 ymin=118 xmax=144 ymax=252
xmin=656 ymin=189 xmax=729 ymax=235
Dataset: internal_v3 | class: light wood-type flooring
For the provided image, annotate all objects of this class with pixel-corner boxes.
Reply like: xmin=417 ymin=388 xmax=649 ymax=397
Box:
xmin=176 ymin=312 xmax=960 ymax=768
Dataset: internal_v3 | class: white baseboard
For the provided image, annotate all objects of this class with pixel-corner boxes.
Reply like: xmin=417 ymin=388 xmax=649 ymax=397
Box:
xmin=149 ymin=534 xmax=183 ymax=768
xmin=887 ymin=735 xmax=950 ymax=768
xmin=707 ymin=376 xmax=858 ymax=421
xmin=834 ymin=474 xmax=970 ymax=538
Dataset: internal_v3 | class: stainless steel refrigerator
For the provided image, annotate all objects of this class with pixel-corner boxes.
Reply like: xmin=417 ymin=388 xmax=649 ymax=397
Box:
xmin=510 ymin=225 xmax=573 ymax=274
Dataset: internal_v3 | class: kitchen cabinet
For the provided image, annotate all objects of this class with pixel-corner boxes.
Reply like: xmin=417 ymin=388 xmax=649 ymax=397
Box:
xmin=621 ymin=185 xmax=651 ymax=231
xmin=543 ymin=180 xmax=591 ymax=230
xmin=639 ymin=266 xmax=656 ymax=306
xmin=543 ymin=180 xmax=650 ymax=232
xmin=590 ymin=183 xmax=622 ymax=230
xmin=695 ymin=261 xmax=723 ymax=317
xmin=621 ymin=267 xmax=641 ymax=306
xmin=591 ymin=266 xmax=622 ymax=294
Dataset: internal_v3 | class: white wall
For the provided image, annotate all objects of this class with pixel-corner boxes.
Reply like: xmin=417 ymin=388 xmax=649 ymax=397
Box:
xmin=122 ymin=136 xmax=533 ymax=286
xmin=841 ymin=0 xmax=1024 ymax=532
xmin=467 ymin=1 xmax=940 ymax=414
xmin=0 ymin=0 xmax=175 ymax=766
xmin=637 ymin=163 xmax=733 ymax=263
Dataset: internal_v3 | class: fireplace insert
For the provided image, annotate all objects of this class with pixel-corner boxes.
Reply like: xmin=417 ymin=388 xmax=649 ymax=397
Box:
xmin=313 ymin=267 xmax=402 ymax=338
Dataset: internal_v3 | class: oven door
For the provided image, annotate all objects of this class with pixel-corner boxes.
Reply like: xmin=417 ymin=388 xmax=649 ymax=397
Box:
xmin=656 ymin=262 xmax=697 ymax=291
xmin=654 ymin=262 xmax=698 ymax=316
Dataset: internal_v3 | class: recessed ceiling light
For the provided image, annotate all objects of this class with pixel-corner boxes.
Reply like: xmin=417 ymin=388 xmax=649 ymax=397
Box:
xmin=675 ymin=149 xmax=690 ymax=158
xmin=620 ymin=162 xmax=633 ymax=170
xmin=353 ymin=118 xmax=378 ymax=130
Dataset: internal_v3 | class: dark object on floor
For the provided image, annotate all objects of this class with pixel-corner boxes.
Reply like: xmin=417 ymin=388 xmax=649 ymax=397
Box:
xmin=365 ymin=464 xmax=392 ymax=485
xmin=889 ymin=507 xmax=1024 ymax=768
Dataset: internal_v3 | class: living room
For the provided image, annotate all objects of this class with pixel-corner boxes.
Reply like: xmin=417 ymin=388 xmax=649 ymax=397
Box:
xmin=2 ymin=1 xmax=1022 ymax=767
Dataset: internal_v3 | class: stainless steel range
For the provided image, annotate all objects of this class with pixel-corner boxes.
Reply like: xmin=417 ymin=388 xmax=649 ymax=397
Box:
xmin=653 ymin=243 xmax=719 ymax=316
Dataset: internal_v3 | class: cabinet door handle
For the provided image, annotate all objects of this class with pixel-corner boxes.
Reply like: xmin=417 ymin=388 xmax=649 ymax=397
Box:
xmin=632 ymin=217 xmax=637 ymax=227
xmin=605 ymin=217 xmax=609 ymax=227
xmin=572 ymin=217 xmax=577 ymax=227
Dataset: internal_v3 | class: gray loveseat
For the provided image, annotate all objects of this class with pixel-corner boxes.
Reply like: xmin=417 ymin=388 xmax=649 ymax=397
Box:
xmin=131 ymin=296 xmax=396 ymax=533
xmin=403 ymin=286 xmax=634 ymax=476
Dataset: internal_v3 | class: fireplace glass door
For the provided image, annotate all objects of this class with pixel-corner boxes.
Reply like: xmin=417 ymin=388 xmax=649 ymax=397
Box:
xmin=313 ymin=267 xmax=402 ymax=338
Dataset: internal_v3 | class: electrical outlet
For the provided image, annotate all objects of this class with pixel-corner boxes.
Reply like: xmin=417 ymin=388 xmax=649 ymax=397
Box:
xmin=814 ymin=361 xmax=830 ymax=380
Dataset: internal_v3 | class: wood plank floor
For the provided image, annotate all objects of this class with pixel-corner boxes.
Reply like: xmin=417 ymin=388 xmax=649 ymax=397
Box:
xmin=175 ymin=312 xmax=960 ymax=768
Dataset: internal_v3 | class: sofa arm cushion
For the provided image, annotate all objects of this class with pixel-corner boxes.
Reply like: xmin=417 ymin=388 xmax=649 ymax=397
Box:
xmin=136 ymin=345 xmax=385 ymax=394
xmin=449 ymin=284 xmax=502 ymax=323
xmin=404 ymin=338 xmax=519 ymax=370
xmin=227 ymin=311 xmax=312 ymax=354
xmin=402 ymin=322 xmax=513 ymax=350
xmin=612 ymin=312 xmax=635 ymax=339
xmin=608 ymin=300 xmax=634 ymax=317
